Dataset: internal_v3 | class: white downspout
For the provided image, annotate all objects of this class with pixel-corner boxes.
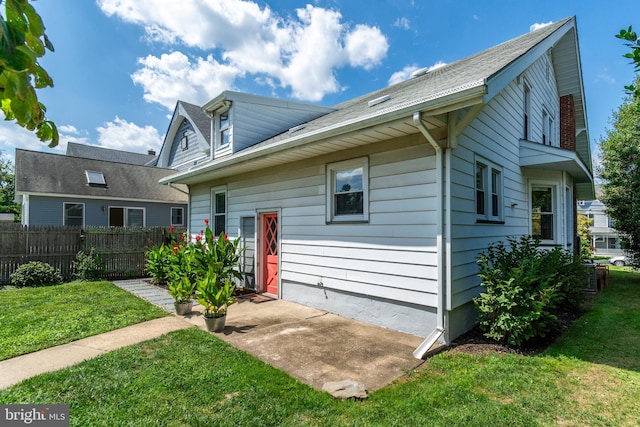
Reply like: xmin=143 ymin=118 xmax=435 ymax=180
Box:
xmin=412 ymin=111 xmax=446 ymax=359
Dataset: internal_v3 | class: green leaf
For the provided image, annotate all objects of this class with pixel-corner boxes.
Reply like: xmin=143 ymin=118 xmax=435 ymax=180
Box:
xmin=24 ymin=3 xmax=44 ymax=37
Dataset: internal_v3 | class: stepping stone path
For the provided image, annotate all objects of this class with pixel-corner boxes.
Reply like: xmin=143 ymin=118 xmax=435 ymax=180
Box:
xmin=113 ymin=279 xmax=177 ymax=313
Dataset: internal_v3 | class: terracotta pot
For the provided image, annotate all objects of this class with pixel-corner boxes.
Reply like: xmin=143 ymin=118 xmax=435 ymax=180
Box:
xmin=174 ymin=301 xmax=193 ymax=315
xmin=204 ymin=315 xmax=226 ymax=332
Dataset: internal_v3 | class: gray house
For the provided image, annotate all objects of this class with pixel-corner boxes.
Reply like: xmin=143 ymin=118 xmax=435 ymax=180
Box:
xmin=15 ymin=149 xmax=188 ymax=227
xmin=158 ymin=17 xmax=594 ymax=354
xmin=577 ymin=185 xmax=623 ymax=256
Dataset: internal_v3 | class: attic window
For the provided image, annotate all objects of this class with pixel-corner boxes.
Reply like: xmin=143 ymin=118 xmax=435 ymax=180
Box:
xmin=180 ymin=131 xmax=188 ymax=150
xmin=368 ymin=95 xmax=391 ymax=107
xmin=85 ymin=170 xmax=106 ymax=187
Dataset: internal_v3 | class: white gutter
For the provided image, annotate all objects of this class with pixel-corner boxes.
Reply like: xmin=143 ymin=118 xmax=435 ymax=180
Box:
xmin=412 ymin=111 xmax=446 ymax=359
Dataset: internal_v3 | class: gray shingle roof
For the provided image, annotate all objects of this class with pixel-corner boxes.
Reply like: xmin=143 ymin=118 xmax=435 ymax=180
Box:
xmin=178 ymin=100 xmax=211 ymax=143
xmin=66 ymin=142 xmax=158 ymax=166
xmin=15 ymin=149 xmax=188 ymax=202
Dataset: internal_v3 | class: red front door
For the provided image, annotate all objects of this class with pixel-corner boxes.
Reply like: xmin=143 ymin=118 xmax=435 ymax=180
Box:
xmin=262 ymin=213 xmax=278 ymax=295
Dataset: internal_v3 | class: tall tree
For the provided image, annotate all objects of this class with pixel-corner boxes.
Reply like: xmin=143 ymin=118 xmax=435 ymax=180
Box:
xmin=0 ymin=0 xmax=58 ymax=146
xmin=0 ymin=150 xmax=18 ymax=216
xmin=598 ymin=84 xmax=640 ymax=266
xmin=617 ymin=26 xmax=640 ymax=104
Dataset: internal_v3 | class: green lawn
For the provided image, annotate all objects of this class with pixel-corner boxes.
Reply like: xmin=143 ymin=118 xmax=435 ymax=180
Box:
xmin=1 ymin=270 xmax=639 ymax=426
xmin=0 ymin=281 xmax=168 ymax=360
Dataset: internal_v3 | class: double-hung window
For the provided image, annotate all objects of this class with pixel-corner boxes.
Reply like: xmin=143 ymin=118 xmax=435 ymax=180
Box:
xmin=531 ymin=185 xmax=555 ymax=241
xmin=475 ymin=158 xmax=503 ymax=222
xmin=171 ymin=207 xmax=184 ymax=226
xmin=217 ymin=111 xmax=231 ymax=150
xmin=64 ymin=203 xmax=84 ymax=226
xmin=523 ymin=81 xmax=531 ymax=140
xmin=212 ymin=187 xmax=227 ymax=236
xmin=326 ymin=157 xmax=369 ymax=223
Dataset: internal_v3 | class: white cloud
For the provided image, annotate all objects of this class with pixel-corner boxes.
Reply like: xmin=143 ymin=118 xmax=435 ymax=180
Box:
xmin=388 ymin=65 xmax=420 ymax=86
xmin=530 ymin=22 xmax=553 ymax=32
xmin=132 ymin=52 xmax=240 ymax=109
xmin=388 ymin=61 xmax=447 ymax=85
xmin=596 ymin=70 xmax=616 ymax=85
xmin=0 ymin=122 xmax=68 ymax=163
xmin=96 ymin=117 xmax=163 ymax=153
xmin=98 ymin=0 xmax=389 ymax=105
xmin=394 ymin=17 xmax=410 ymax=30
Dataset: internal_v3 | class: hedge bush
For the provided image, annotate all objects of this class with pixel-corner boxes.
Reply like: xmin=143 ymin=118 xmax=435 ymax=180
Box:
xmin=10 ymin=261 xmax=63 ymax=288
xmin=474 ymin=235 xmax=587 ymax=347
xmin=73 ymin=249 xmax=106 ymax=281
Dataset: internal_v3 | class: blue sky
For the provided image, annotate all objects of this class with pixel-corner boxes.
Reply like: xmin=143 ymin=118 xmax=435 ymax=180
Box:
xmin=1 ymin=0 xmax=639 ymax=169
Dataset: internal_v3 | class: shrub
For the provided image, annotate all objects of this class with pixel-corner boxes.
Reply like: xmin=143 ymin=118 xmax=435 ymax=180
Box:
xmin=473 ymin=235 xmax=587 ymax=347
xmin=73 ymin=249 xmax=105 ymax=281
xmin=145 ymin=244 xmax=173 ymax=286
xmin=10 ymin=261 xmax=63 ymax=287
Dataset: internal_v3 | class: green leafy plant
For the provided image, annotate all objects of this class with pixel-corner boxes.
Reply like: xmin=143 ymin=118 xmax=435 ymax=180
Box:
xmin=145 ymin=244 xmax=172 ymax=286
xmin=196 ymin=267 xmax=236 ymax=318
xmin=72 ymin=248 xmax=105 ymax=281
xmin=10 ymin=260 xmax=62 ymax=287
xmin=474 ymin=235 xmax=587 ymax=347
xmin=167 ymin=276 xmax=196 ymax=304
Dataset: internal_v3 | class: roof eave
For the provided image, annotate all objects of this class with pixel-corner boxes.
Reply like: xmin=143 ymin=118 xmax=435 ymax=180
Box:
xmin=160 ymin=84 xmax=487 ymax=185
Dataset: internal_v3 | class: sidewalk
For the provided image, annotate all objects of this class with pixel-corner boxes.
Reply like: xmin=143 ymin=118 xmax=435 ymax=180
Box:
xmin=0 ymin=316 xmax=191 ymax=389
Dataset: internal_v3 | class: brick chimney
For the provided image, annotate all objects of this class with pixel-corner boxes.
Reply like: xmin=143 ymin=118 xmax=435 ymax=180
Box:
xmin=148 ymin=149 xmax=156 ymax=156
xmin=560 ymin=95 xmax=576 ymax=151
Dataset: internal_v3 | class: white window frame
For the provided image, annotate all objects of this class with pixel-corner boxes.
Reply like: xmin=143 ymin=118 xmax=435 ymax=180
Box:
xmin=108 ymin=206 xmax=146 ymax=227
xmin=542 ymin=107 xmax=554 ymax=146
xmin=216 ymin=110 xmax=232 ymax=152
xmin=211 ymin=186 xmax=227 ymax=236
xmin=171 ymin=207 xmax=184 ymax=226
xmin=475 ymin=157 xmax=503 ymax=222
xmin=63 ymin=202 xmax=84 ymax=226
xmin=326 ymin=157 xmax=369 ymax=223
xmin=523 ymin=80 xmax=531 ymax=140
xmin=529 ymin=181 xmax=558 ymax=243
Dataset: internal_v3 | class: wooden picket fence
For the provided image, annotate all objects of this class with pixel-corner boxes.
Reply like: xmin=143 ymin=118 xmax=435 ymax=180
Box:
xmin=0 ymin=224 xmax=185 ymax=283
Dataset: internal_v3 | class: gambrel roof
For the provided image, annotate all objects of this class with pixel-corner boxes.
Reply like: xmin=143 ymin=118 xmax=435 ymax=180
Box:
xmin=161 ymin=17 xmax=592 ymax=197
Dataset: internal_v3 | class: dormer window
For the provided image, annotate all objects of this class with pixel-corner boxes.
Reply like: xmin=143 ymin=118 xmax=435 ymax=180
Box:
xmin=218 ymin=111 xmax=231 ymax=149
xmin=85 ymin=170 xmax=106 ymax=187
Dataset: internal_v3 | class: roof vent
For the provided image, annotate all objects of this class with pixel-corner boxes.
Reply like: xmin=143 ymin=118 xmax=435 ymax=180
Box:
xmin=411 ymin=67 xmax=429 ymax=78
xmin=288 ymin=124 xmax=306 ymax=133
xmin=368 ymin=94 xmax=391 ymax=107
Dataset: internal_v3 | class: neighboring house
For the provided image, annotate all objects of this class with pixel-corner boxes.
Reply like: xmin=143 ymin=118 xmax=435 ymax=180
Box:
xmin=158 ymin=17 xmax=594 ymax=354
xmin=577 ymin=185 xmax=623 ymax=256
xmin=15 ymin=149 xmax=188 ymax=227
xmin=66 ymin=141 xmax=158 ymax=166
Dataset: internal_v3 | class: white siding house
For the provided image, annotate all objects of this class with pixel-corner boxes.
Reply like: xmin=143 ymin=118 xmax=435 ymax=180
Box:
xmin=158 ymin=17 xmax=594 ymax=356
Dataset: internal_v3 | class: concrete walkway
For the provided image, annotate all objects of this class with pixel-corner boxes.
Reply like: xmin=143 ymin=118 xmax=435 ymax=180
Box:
xmin=1 ymin=279 xmax=428 ymax=393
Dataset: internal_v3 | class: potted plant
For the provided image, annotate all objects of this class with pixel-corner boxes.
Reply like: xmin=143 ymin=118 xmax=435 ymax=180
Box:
xmin=196 ymin=268 xmax=236 ymax=332
xmin=168 ymin=276 xmax=196 ymax=315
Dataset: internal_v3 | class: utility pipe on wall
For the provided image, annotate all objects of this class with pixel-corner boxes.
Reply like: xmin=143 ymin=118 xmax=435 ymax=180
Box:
xmin=412 ymin=111 xmax=446 ymax=359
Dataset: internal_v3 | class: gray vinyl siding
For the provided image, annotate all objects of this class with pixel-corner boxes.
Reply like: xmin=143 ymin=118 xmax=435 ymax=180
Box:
xmin=168 ymin=120 xmax=208 ymax=171
xmin=448 ymin=55 xmax=564 ymax=309
xmin=191 ymin=136 xmax=440 ymax=309
xmin=26 ymin=196 xmax=187 ymax=227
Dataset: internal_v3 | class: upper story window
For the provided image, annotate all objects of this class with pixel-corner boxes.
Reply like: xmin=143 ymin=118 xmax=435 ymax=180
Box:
xmin=326 ymin=157 xmax=369 ymax=223
xmin=217 ymin=111 xmax=231 ymax=150
xmin=542 ymin=108 xmax=554 ymax=146
xmin=523 ymin=81 xmax=531 ymax=140
xmin=180 ymin=131 xmax=188 ymax=150
xmin=475 ymin=158 xmax=503 ymax=222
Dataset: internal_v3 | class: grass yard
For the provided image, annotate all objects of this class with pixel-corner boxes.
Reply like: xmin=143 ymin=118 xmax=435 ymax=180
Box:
xmin=0 ymin=281 xmax=168 ymax=360
xmin=1 ymin=269 xmax=639 ymax=426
